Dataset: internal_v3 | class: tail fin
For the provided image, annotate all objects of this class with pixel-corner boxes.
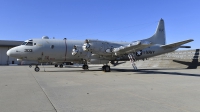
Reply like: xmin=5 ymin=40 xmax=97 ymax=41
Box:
xmin=146 ymin=18 xmax=166 ymax=45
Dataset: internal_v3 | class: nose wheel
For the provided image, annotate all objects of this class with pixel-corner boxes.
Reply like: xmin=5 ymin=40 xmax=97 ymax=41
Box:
xmin=102 ymin=65 xmax=110 ymax=72
xmin=34 ymin=66 xmax=40 ymax=72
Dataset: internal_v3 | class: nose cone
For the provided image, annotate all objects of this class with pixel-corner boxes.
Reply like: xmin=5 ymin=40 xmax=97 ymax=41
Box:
xmin=6 ymin=49 xmax=12 ymax=56
xmin=7 ymin=48 xmax=20 ymax=57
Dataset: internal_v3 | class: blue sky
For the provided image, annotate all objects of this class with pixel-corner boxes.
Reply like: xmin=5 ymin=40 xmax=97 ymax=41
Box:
xmin=0 ymin=0 xmax=199 ymax=49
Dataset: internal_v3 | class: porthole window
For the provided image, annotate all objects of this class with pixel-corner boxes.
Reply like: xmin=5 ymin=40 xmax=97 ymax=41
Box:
xmin=50 ymin=45 xmax=54 ymax=49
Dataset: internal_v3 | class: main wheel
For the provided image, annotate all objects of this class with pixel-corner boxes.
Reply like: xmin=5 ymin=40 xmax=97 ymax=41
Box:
xmin=55 ymin=64 xmax=58 ymax=67
xmin=105 ymin=66 xmax=110 ymax=72
xmin=85 ymin=65 xmax=88 ymax=69
xmin=82 ymin=65 xmax=85 ymax=69
xmin=59 ymin=64 xmax=63 ymax=68
xmin=35 ymin=67 xmax=40 ymax=72
xmin=102 ymin=65 xmax=110 ymax=72
xmin=102 ymin=66 xmax=105 ymax=71
xmin=82 ymin=65 xmax=88 ymax=70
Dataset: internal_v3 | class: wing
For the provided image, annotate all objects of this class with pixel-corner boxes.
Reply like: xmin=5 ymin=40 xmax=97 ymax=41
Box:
xmin=113 ymin=41 xmax=152 ymax=55
xmin=161 ymin=39 xmax=194 ymax=49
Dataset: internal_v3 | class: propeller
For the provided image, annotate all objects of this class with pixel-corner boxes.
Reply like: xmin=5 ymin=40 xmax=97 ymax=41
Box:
xmin=72 ymin=45 xmax=79 ymax=56
xmin=82 ymin=39 xmax=90 ymax=51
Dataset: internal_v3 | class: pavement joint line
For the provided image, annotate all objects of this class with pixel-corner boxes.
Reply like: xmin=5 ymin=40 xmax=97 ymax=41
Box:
xmin=26 ymin=67 xmax=57 ymax=112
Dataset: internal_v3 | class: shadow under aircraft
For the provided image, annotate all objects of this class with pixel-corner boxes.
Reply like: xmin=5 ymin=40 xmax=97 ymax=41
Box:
xmin=110 ymin=68 xmax=200 ymax=77
xmin=173 ymin=49 xmax=200 ymax=69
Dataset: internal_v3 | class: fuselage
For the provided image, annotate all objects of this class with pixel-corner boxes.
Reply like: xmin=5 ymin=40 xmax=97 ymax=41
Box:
xmin=7 ymin=38 xmax=178 ymax=64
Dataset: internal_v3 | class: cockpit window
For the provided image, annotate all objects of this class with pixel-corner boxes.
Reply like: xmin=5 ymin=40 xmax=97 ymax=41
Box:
xmin=26 ymin=42 xmax=33 ymax=46
xmin=21 ymin=42 xmax=27 ymax=45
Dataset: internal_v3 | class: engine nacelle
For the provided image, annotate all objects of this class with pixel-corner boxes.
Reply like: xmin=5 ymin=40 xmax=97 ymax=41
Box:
xmin=82 ymin=39 xmax=113 ymax=55
xmin=72 ymin=45 xmax=91 ymax=59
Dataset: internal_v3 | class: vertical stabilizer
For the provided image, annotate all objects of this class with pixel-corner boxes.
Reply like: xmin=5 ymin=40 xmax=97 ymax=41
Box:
xmin=147 ymin=18 xmax=166 ymax=45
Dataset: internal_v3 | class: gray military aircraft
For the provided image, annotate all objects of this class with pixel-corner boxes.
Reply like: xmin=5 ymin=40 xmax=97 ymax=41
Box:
xmin=7 ymin=19 xmax=193 ymax=72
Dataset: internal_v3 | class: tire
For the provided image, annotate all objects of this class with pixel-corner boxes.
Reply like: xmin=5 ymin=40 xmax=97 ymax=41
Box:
xmin=102 ymin=66 xmax=105 ymax=71
xmin=82 ymin=65 xmax=88 ymax=70
xmin=82 ymin=65 xmax=85 ymax=69
xmin=102 ymin=66 xmax=110 ymax=72
xmin=35 ymin=67 xmax=40 ymax=72
xmin=85 ymin=65 xmax=88 ymax=69
xmin=55 ymin=64 xmax=58 ymax=67
xmin=59 ymin=64 xmax=63 ymax=68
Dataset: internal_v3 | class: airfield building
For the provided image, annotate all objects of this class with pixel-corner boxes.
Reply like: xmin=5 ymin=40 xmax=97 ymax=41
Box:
xmin=0 ymin=40 xmax=23 ymax=65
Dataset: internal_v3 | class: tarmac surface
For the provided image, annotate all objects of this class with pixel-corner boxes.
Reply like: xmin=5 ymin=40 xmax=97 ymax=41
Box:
xmin=0 ymin=65 xmax=200 ymax=112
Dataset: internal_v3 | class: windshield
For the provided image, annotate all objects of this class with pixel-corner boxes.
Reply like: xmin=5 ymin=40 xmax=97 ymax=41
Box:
xmin=26 ymin=42 xmax=33 ymax=46
xmin=21 ymin=42 xmax=27 ymax=45
xmin=21 ymin=41 xmax=33 ymax=46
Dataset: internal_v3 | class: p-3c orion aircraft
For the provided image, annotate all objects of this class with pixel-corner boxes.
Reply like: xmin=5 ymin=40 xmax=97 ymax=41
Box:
xmin=7 ymin=19 xmax=193 ymax=72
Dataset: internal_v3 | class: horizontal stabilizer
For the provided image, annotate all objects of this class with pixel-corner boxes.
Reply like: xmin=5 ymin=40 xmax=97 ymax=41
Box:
xmin=179 ymin=46 xmax=191 ymax=48
xmin=161 ymin=39 xmax=194 ymax=49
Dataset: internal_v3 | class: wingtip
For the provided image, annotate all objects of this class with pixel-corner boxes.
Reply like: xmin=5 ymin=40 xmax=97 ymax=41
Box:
xmin=189 ymin=39 xmax=194 ymax=41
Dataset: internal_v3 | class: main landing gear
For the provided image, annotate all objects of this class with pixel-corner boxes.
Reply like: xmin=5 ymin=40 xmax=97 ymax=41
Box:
xmin=102 ymin=65 xmax=110 ymax=72
xmin=54 ymin=64 xmax=63 ymax=68
xmin=59 ymin=64 xmax=63 ymax=68
xmin=82 ymin=64 xmax=88 ymax=70
xmin=34 ymin=65 xmax=40 ymax=72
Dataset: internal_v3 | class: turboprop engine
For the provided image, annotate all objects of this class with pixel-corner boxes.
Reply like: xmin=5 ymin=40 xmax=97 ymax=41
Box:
xmin=72 ymin=45 xmax=91 ymax=60
xmin=72 ymin=45 xmax=112 ymax=64
xmin=82 ymin=39 xmax=113 ymax=55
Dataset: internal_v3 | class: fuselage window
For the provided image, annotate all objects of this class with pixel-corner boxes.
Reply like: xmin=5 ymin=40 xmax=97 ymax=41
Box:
xmin=50 ymin=45 xmax=54 ymax=49
xmin=26 ymin=42 xmax=33 ymax=46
